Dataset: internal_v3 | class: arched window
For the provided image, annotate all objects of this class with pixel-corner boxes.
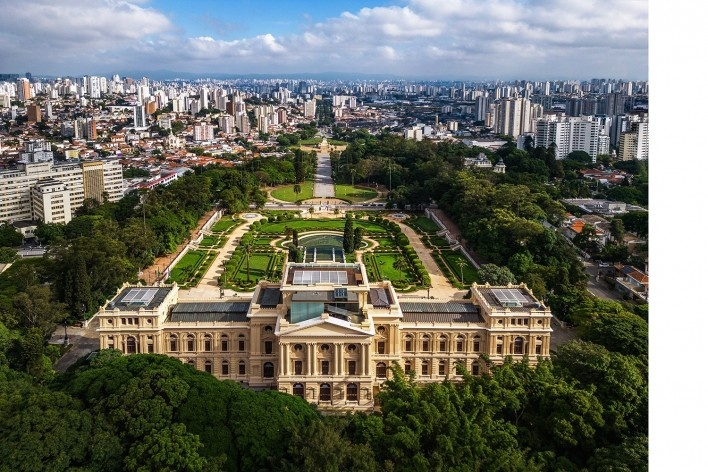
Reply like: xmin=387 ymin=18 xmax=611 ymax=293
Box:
xmin=263 ymin=362 xmax=274 ymax=378
xmin=221 ymin=360 xmax=229 ymax=375
xmin=205 ymin=360 xmax=212 ymax=374
xmin=438 ymin=360 xmax=446 ymax=376
xmin=187 ymin=334 xmax=195 ymax=352
xmin=404 ymin=360 xmax=412 ymax=374
xmin=293 ymin=344 xmax=303 ymax=352
xmin=404 ymin=335 xmax=413 ymax=352
xmin=238 ymin=360 xmax=246 ymax=375
xmin=472 ymin=361 xmax=480 ymax=375
xmin=319 ymin=383 xmax=331 ymax=402
xmin=347 ymin=344 xmax=357 ymax=352
xmin=147 ymin=336 xmax=154 ymax=353
xmin=126 ymin=336 xmax=137 ymax=354
xmin=346 ymin=383 xmax=358 ymax=401
xmin=221 ymin=334 xmax=229 ymax=351
xmin=376 ymin=326 xmax=386 ymax=335
xmin=169 ymin=335 xmax=177 ymax=352
xmin=422 ymin=335 xmax=430 ymax=352
xmin=535 ymin=337 xmax=543 ymax=355
xmin=421 ymin=360 xmax=429 ymax=376
xmin=473 ymin=335 xmax=481 ymax=352
xmin=187 ymin=359 xmax=195 ymax=367
xmin=204 ymin=335 xmax=212 ymax=352
xmin=320 ymin=344 xmax=331 ymax=352
xmin=513 ymin=337 xmax=524 ymax=355
xmin=293 ymin=383 xmax=304 ymax=398
xmin=264 ymin=325 xmax=273 ymax=334
xmin=237 ymin=334 xmax=245 ymax=351
xmin=456 ymin=335 xmax=464 ymax=352
xmin=439 ymin=335 xmax=447 ymax=352
xmin=376 ymin=362 xmax=387 ymax=378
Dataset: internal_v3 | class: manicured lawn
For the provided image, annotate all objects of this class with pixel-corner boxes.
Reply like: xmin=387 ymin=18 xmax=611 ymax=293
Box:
xmin=253 ymin=237 xmax=275 ymax=246
xmin=199 ymin=235 xmax=224 ymax=248
xmin=429 ymin=235 xmax=451 ymax=247
xmin=334 ymin=184 xmax=378 ymax=203
xmin=408 ymin=216 xmax=441 ymax=233
xmin=168 ymin=250 xmax=216 ymax=286
xmin=440 ymin=251 xmax=479 ymax=284
xmin=299 ymin=137 xmax=322 ymax=145
xmin=259 ymin=218 xmax=388 ymax=234
xmin=211 ymin=217 xmax=240 ymax=233
xmin=228 ymin=252 xmax=283 ymax=286
xmin=271 ymin=182 xmax=314 ymax=202
xmin=373 ymin=237 xmax=397 ymax=248
xmin=364 ymin=252 xmax=416 ymax=286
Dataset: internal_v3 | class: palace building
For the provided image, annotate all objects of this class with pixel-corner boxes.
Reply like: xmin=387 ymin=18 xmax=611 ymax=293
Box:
xmin=96 ymin=261 xmax=552 ymax=411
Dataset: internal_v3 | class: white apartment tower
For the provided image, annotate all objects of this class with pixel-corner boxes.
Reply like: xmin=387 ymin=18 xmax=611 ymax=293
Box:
xmin=535 ymin=116 xmax=607 ymax=162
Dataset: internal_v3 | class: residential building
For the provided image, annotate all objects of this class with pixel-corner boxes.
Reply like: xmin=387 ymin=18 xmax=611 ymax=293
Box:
xmin=26 ymin=104 xmax=42 ymax=123
xmin=0 ymin=159 xmax=123 ymax=224
xmin=193 ymin=122 xmax=214 ymax=142
xmin=96 ymin=261 xmax=552 ymax=411
xmin=535 ymin=115 xmax=607 ymax=162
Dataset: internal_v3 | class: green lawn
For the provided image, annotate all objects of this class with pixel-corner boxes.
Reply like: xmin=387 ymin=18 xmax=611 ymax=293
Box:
xmin=373 ymin=237 xmax=397 ymax=248
xmin=271 ymin=182 xmax=315 ymax=202
xmin=364 ymin=252 xmax=417 ymax=286
xmin=259 ymin=218 xmax=388 ymax=234
xmin=230 ymin=253 xmax=279 ymax=285
xmin=299 ymin=137 xmax=322 ymax=145
xmin=211 ymin=217 xmax=240 ymax=233
xmin=428 ymin=235 xmax=451 ymax=247
xmin=334 ymin=185 xmax=378 ymax=203
xmin=199 ymin=235 xmax=224 ymax=248
xmin=440 ymin=251 xmax=479 ymax=284
xmin=167 ymin=250 xmax=216 ymax=286
xmin=408 ymin=216 xmax=441 ymax=234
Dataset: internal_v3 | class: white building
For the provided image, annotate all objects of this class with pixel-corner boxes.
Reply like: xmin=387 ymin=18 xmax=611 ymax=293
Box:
xmin=0 ymin=159 xmax=123 ymax=225
xmin=535 ymin=115 xmax=609 ymax=162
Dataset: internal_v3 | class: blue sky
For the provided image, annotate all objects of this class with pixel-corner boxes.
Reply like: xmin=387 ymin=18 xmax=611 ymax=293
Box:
xmin=0 ymin=0 xmax=648 ymax=80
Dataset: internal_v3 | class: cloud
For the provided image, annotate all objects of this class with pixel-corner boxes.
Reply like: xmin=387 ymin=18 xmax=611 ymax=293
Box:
xmin=0 ymin=0 xmax=648 ymax=79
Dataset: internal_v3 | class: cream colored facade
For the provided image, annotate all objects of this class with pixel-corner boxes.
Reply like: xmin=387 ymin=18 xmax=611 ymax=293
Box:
xmin=97 ymin=262 xmax=552 ymax=412
xmin=0 ymin=159 xmax=123 ymax=224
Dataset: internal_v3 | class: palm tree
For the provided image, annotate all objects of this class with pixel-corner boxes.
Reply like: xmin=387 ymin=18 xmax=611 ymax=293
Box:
xmin=393 ymin=255 xmax=407 ymax=283
xmin=308 ymin=206 xmax=315 ymax=219
xmin=244 ymin=242 xmax=253 ymax=282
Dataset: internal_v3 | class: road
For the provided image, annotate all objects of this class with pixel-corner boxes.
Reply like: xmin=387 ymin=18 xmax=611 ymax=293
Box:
xmin=313 ymin=152 xmax=335 ymax=198
xmin=583 ymin=261 xmax=623 ymax=301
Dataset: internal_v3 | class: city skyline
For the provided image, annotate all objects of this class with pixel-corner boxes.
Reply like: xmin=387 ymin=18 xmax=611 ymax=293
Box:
xmin=1 ymin=0 xmax=648 ymax=80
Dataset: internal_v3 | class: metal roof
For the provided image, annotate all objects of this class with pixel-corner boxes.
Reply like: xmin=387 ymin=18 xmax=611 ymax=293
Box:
xmin=258 ymin=287 xmax=281 ymax=307
xmin=400 ymin=301 xmax=479 ymax=313
xmin=368 ymin=288 xmax=391 ymax=307
xmin=108 ymin=286 xmax=173 ymax=311
xmin=170 ymin=302 xmax=250 ymax=323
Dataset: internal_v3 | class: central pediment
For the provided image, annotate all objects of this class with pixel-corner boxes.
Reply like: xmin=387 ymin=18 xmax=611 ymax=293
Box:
xmin=278 ymin=315 xmax=372 ymax=338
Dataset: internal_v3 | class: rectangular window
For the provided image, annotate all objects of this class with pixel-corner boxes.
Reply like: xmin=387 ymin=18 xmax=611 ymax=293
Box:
xmin=134 ymin=318 xmax=139 ymax=325
xmin=205 ymin=363 xmax=212 ymax=374
xmin=472 ymin=364 xmax=480 ymax=375
xmin=404 ymin=362 xmax=411 ymax=374
xmin=438 ymin=363 xmax=445 ymax=376
xmin=321 ymin=361 xmax=330 ymax=375
xmin=439 ymin=340 xmax=447 ymax=352
xmin=238 ymin=339 xmax=245 ymax=351
xmin=456 ymin=340 xmax=464 ymax=352
xmin=222 ymin=339 xmax=228 ymax=351
xmin=147 ymin=343 xmax=154 ymax=353
xmin=170 ymin=339 xmax=177 ymax=351
xmin=238 ymin=363 xmax=246 ymax=375
xmin=121 ymin=318 xmax=126 ymax=325
xmin=535 ymin=344 xmax=542 ymax=355
xmin=377 ymin=341 xmax=385 ymax=354
xmin=511 ymin=318 xmax=516 ymax=325
xmin=496 ymin=344 xmax=502 ymax=354
xmin=348 ymin=360 xmax=356 ymax=375
xmin=523 ymin=319 xmax=529 ymax=326
xmin=405 ymin=339 xmax=412 ymax=351
xmin=222 ymin=363 xmax=229 ymax=375
xmin=264 ymin=341 xmax=273 ymax=354
xmin=473 ymin=340 xmax=480 ymax=352
xmin=294 ymin=360 xmax=303 ymax=375
xmin=422 ymin=363 xmax=429 ymax=375
xmin=204 ymin=339 xmax=211 ymax=352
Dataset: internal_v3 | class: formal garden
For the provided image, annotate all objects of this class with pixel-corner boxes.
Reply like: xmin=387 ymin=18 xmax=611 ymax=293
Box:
xmin=218 ymin=213 xmax=431 ymax=291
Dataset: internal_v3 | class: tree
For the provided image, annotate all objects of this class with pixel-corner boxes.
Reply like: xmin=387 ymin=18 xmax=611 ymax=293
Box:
xmin=353 ymin=227 xmax=364 ymax=251
xmin=0 ymin=247 xmax=18 ymax=263
xmin=293 ymin=183 xmax=301 ymax=197
xmin=124 ymin=423 xmax=209 ymax=472
xmin=308 ymin=206 xmax=315 ymax=219
xmin=343 ymin=217 xmax=355 ymax=253
xmin=477 ymin=264 xmax=517 ymax=285
xmin=609 ymin=218 xmax=625 ymax=243
xmin=579 ymin=311 xmax=648 ymax=357
xmin=393 ymin=255 xmax=407 ymax=282
xmin=0 ymin=224 xmax=22 ymax=247
xmin=243 ymin=242 xmax=253 ymax=283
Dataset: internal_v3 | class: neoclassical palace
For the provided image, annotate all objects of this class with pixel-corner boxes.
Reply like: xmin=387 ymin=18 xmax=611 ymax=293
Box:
xmin=97 ymin=261 xmax=552 ymax=411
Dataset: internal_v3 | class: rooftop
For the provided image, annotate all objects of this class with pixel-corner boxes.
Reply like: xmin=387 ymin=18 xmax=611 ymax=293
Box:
xmin=170 ymin=302 xmax=250 ymax=323
xmin=108 ymin=286 xmax=173 ymax=311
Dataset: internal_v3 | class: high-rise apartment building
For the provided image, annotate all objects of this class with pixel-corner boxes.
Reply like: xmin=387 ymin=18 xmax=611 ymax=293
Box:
xmin=193 ymin=122 xmax=214 ymax=142
xmin=16 ymin=78 xmax=31 ymax=101
xmin=304 ymin=99 xmax=317 ymax=118
xmin=535 ymin=116 xmax=607 ymax=162
xmin=493 ymin=97 xmax=542 ymax=138
xmin=0 ymin=159 xmax=123 ymax=225
xmin=618 ymin=120 xmax=649 ymax=161
xmin=26 ymin=104 xmax=42 ymax=123
xmin=133 ymin=105 xmax=147 ymax=129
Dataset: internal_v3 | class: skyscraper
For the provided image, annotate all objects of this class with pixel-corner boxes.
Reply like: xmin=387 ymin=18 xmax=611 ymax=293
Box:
xmin=133 ymin=105 xmax=147 ymax=129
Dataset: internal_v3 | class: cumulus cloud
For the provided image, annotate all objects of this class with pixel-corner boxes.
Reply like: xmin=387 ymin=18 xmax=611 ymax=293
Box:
xmin=0 ymin=0 xmax=648 ymax=79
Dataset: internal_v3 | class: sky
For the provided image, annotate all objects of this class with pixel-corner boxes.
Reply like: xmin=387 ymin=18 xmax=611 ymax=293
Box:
xmin=0 ymin=0 xmax=647 ymax=80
